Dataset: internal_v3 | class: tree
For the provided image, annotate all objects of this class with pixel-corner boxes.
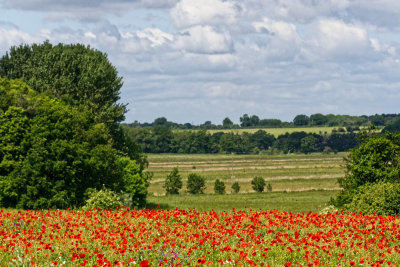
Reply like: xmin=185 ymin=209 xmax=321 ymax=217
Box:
xmin=300 ymin=135 xmax=318 ymax=154
xmin=250 ymin=115 xmax=260 ymax=126
xmin=240 ymin=114 xmax=251 ymax=127
xmin=153 ymin=117 xmax=168 ymax=126
xmin=164 ymin=167 xmax=182 ymax=195
xmin=250 ymin=130 xmax=276 ymax=150
xmin=0 ymin=41 xmax=125 ymax=126
xmin=0 ymin=41 xmax=146 ymax=169
xmin=222 ymin=117 xmax=233 ymax=128
xmin=331 ymin=129 xmax=400 ymax=208
xmin=251 ymin=177 xmax=266 ymax=192
xmin=214 ymin=179 xmax=226 ymax=194
xmin=293 ymin=114 xmax=310 ymax=126
xmin=231 ymin=182 xmax=240 ymax=193
xmin=310 ymin=113 xmax=327 ymax=126
xmin=187 ymin=173 xmax=206 ymax=194
xmin=0 ymin=78 xmax=148 ymax=209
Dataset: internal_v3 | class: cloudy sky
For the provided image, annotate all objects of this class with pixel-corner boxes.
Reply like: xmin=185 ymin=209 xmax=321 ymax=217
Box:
xmin=1 ymin=0 xmax=400 ymax=124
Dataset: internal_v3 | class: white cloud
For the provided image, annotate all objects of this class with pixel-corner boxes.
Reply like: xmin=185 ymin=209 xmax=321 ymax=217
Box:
xmin=0 ymin=0 xmax=178 ymax=22
xmin=170 ymin=0 xmax=240 ymax=29
xmin=174 ymin=25 xmax=233 ymax=54
xmin=0 ymin=27 xmax=36 ymax=51
xmin=309 ymin=19 xmax=372 ymax=60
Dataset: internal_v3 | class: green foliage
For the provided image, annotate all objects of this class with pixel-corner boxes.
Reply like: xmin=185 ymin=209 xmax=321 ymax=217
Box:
xmin=187 ymin=173 xmax=206 ymax=194
xmin=251 ymin=176 xmax=266 ymax=192
xmin=164 ymin=167 xmax=182 ymax=195
xmin=231 ymin=182 xmax=240 ymax=193
xmin=331 ymin=129 xmax=400 ymax=209
xmin=214 ymin=179 xmax=226 ymax=194
xmin=300 ymin=135 xmax=318 ymax=154
xmin=0 ymin=41 xmax=125 ymax=125
xmin=82 ymin=187 xmax=123 ymax=210
xmin=339 ymin=132 xmax=400 ymax=191
xmin=0 ymin=78 xmax=147 ymax=209
xmin=344 ymin=182 xmax=400 ymax=215
xmin=0 ymin=42 xmax=147 ymax=170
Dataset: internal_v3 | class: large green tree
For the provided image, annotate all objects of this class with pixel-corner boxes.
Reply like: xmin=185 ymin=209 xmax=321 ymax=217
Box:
xmin=0 ymin=41 xmax=146 ymax=169
xmin=0 ymin=78 xmax=148 ymax=209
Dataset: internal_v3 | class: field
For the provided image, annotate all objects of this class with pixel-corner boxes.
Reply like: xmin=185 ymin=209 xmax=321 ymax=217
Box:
xmin=2 ymin=152 xmax=398 ymax=266
xmin=145 ymin=152 xmax=346 ymax=212
xmin=146 ymin=153 xmax=344 ymax=194
xmin=1 ymin=209 xmax=399 ymax=266
xmin=174 ymin=126 xmax=351 ymax=137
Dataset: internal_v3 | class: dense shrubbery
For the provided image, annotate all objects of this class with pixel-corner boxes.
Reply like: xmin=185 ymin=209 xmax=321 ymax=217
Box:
xmin=331 ymin=129 xmax=400 ymax=215
xmin=344 ymin=182 xmax=400 ymax=215
xmin=82 ymin=187 xmax=123 ymax=211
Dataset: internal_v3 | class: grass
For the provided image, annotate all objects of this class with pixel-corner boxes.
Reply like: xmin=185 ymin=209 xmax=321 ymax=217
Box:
xmin=144 ymin=152 xmax=346 ymax=212
xmin=146 ymin=152 xmax=346 ymax=196
xmin=146 ymin=190 xmax=339 ymax=213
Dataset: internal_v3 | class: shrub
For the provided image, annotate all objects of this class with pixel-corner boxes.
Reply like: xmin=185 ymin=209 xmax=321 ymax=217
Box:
xmin=344 ymin=182 xmax=400 ymax=215
xmin=164 ymin=167 xmax=182 ymax=195
xmin=231 ymin=182 xmax=240 ymax=193
xmin=251 ymin=176 xmax=266 ymax=192
xmin=82 ymin=187 xmax=123 ymax=210
xmin=187 ymin=173 xmax=206 ymax=194
xmin=214 ymin=179 xmax=226 ymax=194
xmin=266 ymin=183 xmax=272 ymax=192
xmin=332 ymin=130 xmax=400 ymax=208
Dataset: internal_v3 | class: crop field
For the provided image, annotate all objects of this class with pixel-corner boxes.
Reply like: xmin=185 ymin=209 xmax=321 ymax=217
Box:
xmin=146 ymin=153 xmax=346 ymax=195
xmin=174 ymin=126 xmax=356 ymax=137
xmin=1 ymin=208 xmax=399 ymax=266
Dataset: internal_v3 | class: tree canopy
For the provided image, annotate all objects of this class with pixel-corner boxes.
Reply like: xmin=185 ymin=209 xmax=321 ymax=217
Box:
xmin=0 ymin=78 xmax=148 ymax=209
xmin=0 ymin=41 xmax=125 ymax=126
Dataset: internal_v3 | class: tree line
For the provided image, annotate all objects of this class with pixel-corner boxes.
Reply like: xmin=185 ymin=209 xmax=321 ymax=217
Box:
xmin=127 ymin=113 xmax=400 ymax=130
xmin=123 ymin=126 xmax=359 ymax=154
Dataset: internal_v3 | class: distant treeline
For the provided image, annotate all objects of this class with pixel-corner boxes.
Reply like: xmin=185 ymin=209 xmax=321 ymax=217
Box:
xmin=123 ymin=126 xmax=359 ymax=154
xmin=126 ymin=113 xmax=400 ymax=130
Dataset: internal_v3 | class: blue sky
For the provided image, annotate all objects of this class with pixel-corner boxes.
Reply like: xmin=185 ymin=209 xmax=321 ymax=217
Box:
xmin=1 ymin=0 xmax=400 ymax=124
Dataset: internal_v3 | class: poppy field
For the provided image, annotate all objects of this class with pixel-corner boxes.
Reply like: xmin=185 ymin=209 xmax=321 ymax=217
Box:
xmin=1 ymin=208 xmax=399 ymax=266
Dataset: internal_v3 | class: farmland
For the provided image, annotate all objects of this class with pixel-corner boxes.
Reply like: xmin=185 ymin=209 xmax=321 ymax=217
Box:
xmin=145 ymin=152 xmax=345 ymax=212
xmin=174 ymin=126 xmax=358 ymax=137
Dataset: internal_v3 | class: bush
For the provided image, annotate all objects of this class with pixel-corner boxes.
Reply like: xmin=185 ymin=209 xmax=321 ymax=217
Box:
xmin=251 ymin=177 xmax=266 ymax=192
xmin=82 ymin=187 xmax=123 ymax=210
xmin=344 ymin=182 xmax=400 ymax=215
xmin=266 ymin=183 xmax=272 ymax=192
xmin=214 ymin=179 xmax=225 ymax=194
xmin=164 ymin=167 xmax=182 ymax=195
xmin=187 ymin=173 xmax=206 ymax=194
xmin=331 ymin=129 xmax=400 ymax=209
xmin=231 ymin=182 xmax=240 ymax=193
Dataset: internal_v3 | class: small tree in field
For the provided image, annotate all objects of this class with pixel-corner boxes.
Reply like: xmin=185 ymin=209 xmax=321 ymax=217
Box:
xmin=163 ymin=167 xmax=182 ymax=195
xmin=251 ymin=177 xmax=266 ymax=192
xmin=231 ymin=182 xmax=240 ymax=193
xmin=214 ymin=179 xmax=226 ymax=194
xmin=187 ymin=173 xmax=206 ymax=194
